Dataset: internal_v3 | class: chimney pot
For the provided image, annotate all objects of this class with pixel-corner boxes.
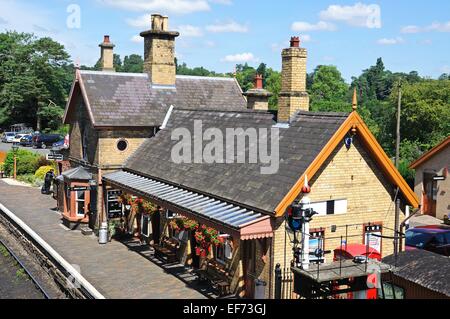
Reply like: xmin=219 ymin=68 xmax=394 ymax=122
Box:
xmin=255 ymin=74 xmax=263 ymax=89
xmin=290 ymin=36 xmax=300 ymax=48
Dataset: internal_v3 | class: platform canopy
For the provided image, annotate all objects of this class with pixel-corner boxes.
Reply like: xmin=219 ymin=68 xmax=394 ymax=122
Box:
xmin=103 ymin=170 xmax=273 ymax=240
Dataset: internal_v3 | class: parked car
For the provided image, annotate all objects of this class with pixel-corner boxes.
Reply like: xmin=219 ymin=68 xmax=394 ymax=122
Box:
xmin=12 ymin=133 xmax=28 ymax=144
xmin=51 ymin=139 xmax=66 ymax=151
xmin=405 ymin=226 xmax=450 ymax=256
xmin=19 ymin=135 xmax=33 ymax=147
xmin=1 ymin=132 xmax=16 ymax=143
xmin=32 ymin=134 xmax=62 ymax=149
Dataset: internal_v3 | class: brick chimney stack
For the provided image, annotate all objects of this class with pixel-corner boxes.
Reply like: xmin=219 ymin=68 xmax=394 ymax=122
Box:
xmin=277 ymin=36 xmax=310 ymax=122
xmin=99 ymin=35 xmax=115 ymax=72
xmin=243 ymin=74 xmax=273 ymax=111
xmin=140 ymin=14 xmax=180 ymax=86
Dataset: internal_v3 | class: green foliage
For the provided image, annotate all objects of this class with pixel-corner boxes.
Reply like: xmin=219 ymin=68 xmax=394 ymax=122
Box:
xmin=310 ymin=65 xmax=349 ymax=103
xmin=3 ymin=149 xmax=40 ymax=176
xmin=0 ymin=32 xmax=71 ymax=130
xmin=34 ymin=165 xmax=54 ymax=180
xmin=392 ymin=80 xmax=450 ymax=148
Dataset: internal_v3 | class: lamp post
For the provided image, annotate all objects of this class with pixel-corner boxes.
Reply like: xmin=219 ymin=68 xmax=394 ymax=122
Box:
xmin=11 ymin=144 xmax=19 ymax=179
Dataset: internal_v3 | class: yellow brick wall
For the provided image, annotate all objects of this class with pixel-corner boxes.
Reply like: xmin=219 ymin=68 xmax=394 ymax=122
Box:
xmin=281 ymin=48 xmax=307 ymax=92
xmin=267 ymin=135 xmax=405 ymax=298
xmin=98 ymin=129 xmax=153 ymax=167
xmin=247 ymin=97 xmax=269 ymax=111
xmin=278 ymin=47 xmax=309 ymax=122
xmin=100 ymin=47 xmax=114 ymax=71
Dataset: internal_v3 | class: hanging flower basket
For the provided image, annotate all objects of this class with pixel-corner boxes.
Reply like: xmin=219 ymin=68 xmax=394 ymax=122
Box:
xmin=195 ymin=247 xmax=207 ymax=257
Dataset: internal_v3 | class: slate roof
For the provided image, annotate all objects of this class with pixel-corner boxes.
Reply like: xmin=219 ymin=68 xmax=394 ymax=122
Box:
xmin=124 ymin=109 xmax=349 ymax=213
xmin=62 ymin=166 xmax=93 ymax=181
xmin=73 ymin=70 xmax=246 ymax=127
xmin=383 ymin=250 xmax=450 ymax=297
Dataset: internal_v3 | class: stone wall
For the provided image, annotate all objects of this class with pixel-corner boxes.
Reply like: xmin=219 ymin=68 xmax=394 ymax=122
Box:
xmin=143 ymin=37 xmax=176 ymax=86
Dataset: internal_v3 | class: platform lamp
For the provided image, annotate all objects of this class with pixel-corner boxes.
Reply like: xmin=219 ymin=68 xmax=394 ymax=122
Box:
xmin=11 ymin=144 xmax=19 ymax=179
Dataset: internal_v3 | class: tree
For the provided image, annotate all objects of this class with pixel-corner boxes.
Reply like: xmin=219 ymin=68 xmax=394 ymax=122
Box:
xmin=0 ymin=32 xmax=71 ymax=130
xmin=391 ymin=79 xmax=450 ymax=148
xmin=310 ymin=65 xmax=348 ymax=102
xmin=122 ymin=54 xmax=143 ymax=73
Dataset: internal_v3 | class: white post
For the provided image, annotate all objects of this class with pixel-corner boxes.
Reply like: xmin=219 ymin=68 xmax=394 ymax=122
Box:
xmin=300 ymin=195 xmax=311 ymax=270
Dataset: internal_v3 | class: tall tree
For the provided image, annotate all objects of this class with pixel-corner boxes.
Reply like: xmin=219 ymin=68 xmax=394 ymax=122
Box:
xmin=0 ymin=32 xmax=71 ymax=130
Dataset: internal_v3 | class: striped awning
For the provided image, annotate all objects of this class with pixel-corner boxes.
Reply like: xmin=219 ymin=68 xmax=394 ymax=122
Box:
xmin=103 ymin=171 xmax=273 ymax=239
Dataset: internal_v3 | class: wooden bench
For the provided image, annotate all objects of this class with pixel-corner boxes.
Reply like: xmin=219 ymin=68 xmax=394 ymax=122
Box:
xmin=195 ymin=260 xmax=232 ymax=297
xmin=153 ymin=237 xmax=180 ymax=263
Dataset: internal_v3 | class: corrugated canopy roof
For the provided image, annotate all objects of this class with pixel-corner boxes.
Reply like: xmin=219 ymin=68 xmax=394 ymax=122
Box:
xmin=103 ymin=170 xmax=272 ymax=238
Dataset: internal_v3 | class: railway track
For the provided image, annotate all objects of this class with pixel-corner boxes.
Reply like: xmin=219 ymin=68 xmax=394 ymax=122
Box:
xmin=0 ymin=203 xmax=105 ymax=299
xmin=0 ymin=237 xmax=51 ymax=299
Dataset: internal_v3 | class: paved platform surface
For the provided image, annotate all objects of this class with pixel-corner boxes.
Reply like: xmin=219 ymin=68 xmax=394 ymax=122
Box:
xmin=0 ymin=180 xmax=206 ymax=299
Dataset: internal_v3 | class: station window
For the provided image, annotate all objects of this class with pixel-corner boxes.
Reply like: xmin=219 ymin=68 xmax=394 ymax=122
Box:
xmin=215 ymin=235 xmax=232 ymax=264
xmin=117 ymin=139 xmax=128 ymax=152
xmin=75 ymin=190 xmax=85 ymax=217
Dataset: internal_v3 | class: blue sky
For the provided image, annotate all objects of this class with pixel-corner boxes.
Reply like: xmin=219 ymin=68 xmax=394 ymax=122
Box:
xmin=0 ymin=0 xmax=449 ymax=81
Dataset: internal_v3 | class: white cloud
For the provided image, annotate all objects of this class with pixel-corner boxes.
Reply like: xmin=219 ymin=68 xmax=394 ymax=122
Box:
xmin=401 ymin=25 xmax=421 ymax=34
xmin=126 ymin=14 xmax=152 ymax=28
xmin=206 ymin=21 xmax=248 ymax=33
xmin=205 ymin=40 xmax=216 ymax=47
xmin=131 ymin=35 xmax=143 ymax=43
xmin=209 ymin=0 xmax=232 ymax=4
xmin=377 ymin=37 xmax=404 ymax=45
xmin=221 ymin=52 xmax=258 ymax=63
xmin=291 ymin=21 xmax=336 ymax=32
xmin=178 ymin=25 xmax=203 ymax=37
xmin=441 ymin=65 xmax=450 ymax=73
xmin=401 ymin=21 xmax=450 ymax=33
xmin=97 ymin=0 xmax=210 ymax=14
xmin=319 ymin=3 xmax=382 ymax=29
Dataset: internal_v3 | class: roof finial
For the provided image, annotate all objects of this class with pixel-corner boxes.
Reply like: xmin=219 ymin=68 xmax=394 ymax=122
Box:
xmin=352 ymin=88 xmax=358 ymax=111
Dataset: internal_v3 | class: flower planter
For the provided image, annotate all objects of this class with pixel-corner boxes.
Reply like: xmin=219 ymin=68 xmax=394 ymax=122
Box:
xmin=195 ymin=247 xmax=207 ymax=257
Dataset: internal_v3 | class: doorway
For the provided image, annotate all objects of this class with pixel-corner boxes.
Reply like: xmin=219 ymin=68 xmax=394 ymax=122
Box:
xmin=243 ymin=240 xmax=256 ymax=299
xmin=423 ymin=173 xmax=437 ymax=217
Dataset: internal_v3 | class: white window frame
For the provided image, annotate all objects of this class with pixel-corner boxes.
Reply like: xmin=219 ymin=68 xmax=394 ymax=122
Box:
xmin=75 ymin=190 xmax=86 ymax=217
xmin=214 ymin=234 xmax=232 ymax=264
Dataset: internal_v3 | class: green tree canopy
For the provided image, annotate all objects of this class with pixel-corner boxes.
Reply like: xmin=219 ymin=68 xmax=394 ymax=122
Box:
xmin=0 ymin=31 xmax=71 ymax=130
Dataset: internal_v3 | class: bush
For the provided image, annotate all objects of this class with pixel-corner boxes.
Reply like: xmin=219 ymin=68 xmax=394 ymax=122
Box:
xmin=3 ymin=149 xmax=40 ymax=176
xmin=34 ymin=166 xmax=54 ymax=180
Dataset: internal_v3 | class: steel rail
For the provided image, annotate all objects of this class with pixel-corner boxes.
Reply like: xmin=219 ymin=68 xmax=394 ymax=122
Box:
xmin=0 ymin=202 xmax=105 ymax=299
xmin=0 ymin=237 xmax=51 ymax=299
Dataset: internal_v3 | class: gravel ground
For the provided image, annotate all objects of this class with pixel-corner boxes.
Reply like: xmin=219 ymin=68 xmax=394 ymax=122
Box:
xmin=0 ymin=221 xmax=67 ymax=299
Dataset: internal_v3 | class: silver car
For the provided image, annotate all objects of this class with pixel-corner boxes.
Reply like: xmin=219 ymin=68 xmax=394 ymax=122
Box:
xmin=1 ymin=132 xmax=16 ymax=143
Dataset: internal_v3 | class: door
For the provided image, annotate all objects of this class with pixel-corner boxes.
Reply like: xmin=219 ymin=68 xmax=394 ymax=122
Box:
xmin=243 ymin=240 xmax=256 ymax=299
xmin=423 ymin=173 xmax=437 ymax=217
